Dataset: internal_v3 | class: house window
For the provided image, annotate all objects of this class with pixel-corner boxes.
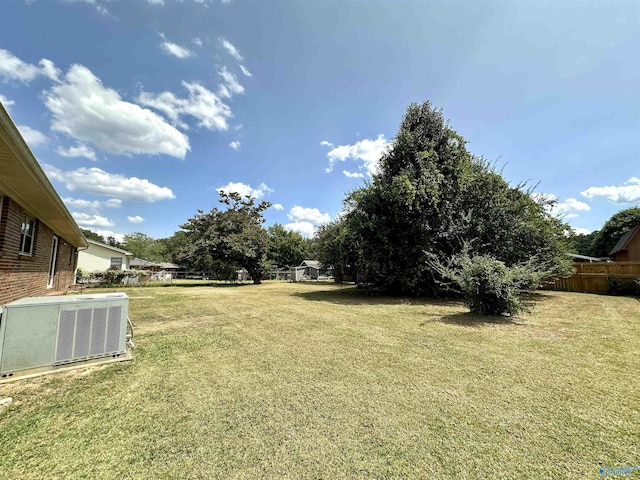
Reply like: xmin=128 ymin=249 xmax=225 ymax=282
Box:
xmin=110 ymin=257 xmax=123 ymax=270
xmin=19 ymin=215 xmax=36 ymax=255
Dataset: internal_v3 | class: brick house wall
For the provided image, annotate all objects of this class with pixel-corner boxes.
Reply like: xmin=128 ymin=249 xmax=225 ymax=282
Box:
xmin=0 ymin=196 xmax=78 ymax=305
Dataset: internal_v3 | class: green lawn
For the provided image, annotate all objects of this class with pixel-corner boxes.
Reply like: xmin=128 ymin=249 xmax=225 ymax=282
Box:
xmin=0 ymin=282 xmax=638 ymax=479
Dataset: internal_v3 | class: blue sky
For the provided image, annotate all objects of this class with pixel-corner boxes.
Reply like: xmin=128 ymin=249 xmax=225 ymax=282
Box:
xmin=1 ymin=0 xmax=638 ymax=241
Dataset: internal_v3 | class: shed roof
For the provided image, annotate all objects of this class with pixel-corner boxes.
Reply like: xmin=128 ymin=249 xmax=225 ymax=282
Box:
xmin=300 ymin=260 xmax=321 ymax=268
xmin=0 ymin=102 xmax=87 ymax=249
xmin=609 ymin=225 xmax=640 ymax=256
xmin=130 ymin=258 xmax=156 ymax=267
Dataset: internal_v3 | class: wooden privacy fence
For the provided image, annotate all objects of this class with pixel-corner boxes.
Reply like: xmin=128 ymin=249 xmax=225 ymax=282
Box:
xmin=540 ymin=261 xmax=640 ymax=294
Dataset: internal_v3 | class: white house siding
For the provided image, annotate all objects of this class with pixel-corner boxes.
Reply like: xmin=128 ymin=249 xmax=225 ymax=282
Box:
xmin=77 ymin=243 xmax=131 ymax=272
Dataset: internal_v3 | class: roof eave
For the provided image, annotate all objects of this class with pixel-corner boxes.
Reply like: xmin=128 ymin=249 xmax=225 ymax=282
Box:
xmin=0 ymin=103 xmax=87 ymax=249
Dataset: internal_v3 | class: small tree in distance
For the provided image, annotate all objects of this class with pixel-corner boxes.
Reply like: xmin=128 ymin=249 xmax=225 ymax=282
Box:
xmin=180 ymin=192 xmax=270 ymax=284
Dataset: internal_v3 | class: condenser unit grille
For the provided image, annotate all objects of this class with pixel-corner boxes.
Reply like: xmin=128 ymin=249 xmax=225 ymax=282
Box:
xmin=0 ymin=293 xmax=129 ymax=376
xmin=55 ymin=306 xmax=125 ymax=365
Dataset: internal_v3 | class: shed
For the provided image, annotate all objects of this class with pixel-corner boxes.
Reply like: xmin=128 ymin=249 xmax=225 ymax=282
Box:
xmin=290 ymin=266 xmax=306 ymax=282
xmin=609 ymin=226 xmax=640 ymax=261
xmin=300 ymin=260 xmax=322 ymax=279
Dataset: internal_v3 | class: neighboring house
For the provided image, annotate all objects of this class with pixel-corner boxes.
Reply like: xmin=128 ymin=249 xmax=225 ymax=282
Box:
xmin=130 ymin=258 xmax=183 ymax=273
xmin=77 ymin=240 xmax=133 ymax=272
xmin=129 ymin=258 xmax=157 ymax=270
xmin=609 ymin=226 xmax=640 ymax=261
xmin=0 ymin=103 xmax=87 ymax=305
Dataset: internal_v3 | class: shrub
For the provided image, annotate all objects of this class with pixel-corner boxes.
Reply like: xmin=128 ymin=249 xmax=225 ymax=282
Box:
xmin=608 ymin=276 xmax=640 ymax=296
xmin=76 ymin=267 xmax=88 ymax=284
xmin=434 ymin=253 xmax=546 ymax=316
xmin=87 ymin=269 xmax=147 ymax=287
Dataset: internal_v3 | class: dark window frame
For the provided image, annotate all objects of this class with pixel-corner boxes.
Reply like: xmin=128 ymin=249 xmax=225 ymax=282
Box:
xmin=19 ymin=214 xmax=36 ymax=256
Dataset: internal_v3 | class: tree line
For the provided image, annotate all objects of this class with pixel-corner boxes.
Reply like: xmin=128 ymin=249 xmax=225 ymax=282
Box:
xmin=82 ymin=202 xmax=317 ymax=282
xmin=88 ymin=101 xmax=639 ymax=315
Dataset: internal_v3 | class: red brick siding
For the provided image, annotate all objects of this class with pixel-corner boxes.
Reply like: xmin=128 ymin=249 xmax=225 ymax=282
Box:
xmin=0 ymin=197 xmax=78 ymax=305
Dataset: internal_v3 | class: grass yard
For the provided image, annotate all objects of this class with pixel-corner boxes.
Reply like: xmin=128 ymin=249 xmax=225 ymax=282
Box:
xmin=0 ymin=282 xmax=638 ymax=479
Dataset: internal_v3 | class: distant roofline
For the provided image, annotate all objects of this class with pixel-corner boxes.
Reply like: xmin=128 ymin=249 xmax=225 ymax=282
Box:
xmin=87 ymin=239 xmax=133 ymax=256
xmin=567 ymin=253 xmax=611 ymax=262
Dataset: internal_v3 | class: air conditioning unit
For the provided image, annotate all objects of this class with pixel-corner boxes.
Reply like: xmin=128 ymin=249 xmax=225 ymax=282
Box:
xmin=0 ymin=292 xmax=131 ymax=379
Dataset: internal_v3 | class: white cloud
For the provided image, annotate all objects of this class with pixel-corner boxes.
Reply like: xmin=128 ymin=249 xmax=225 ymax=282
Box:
xmin=218 ymin=67 xmax=244 ymax=97
xmin=92 ymin=229 xmax=125 ymax=243
xmin=558 ymin=198 xmax=590 ymax=212
xmin=573 ymin=227 xmax=592 ymax=235
xmin=283 ymin=221 xmax=316 ymax=238
xmin=139 ymin=81 xmax=232 ymax=131
xmin=146 ymin=0 xmax=218 ymax=4
xmin=536 ymin=193 xmax=591 ymax=219
xmin=192 ymin=37 xmax=203 ymax=47
xmin=17 ymin=125 xmax=48 ymax=145
xmin=0 ymin=94 xmax=15 ymax=112
xmin=229 ymin=140 xmax=240 ymax=150
xmin=219 ymin=37 xmax=243 ymax=61
xmin=239 ymin=65 xmax=252 ymax=77
xmin=64 ymin=0 xmax=110 ymax=15
xmin=343 ymin=170 xmax=365 ymax=178
xmin=104 ymin=198 xmax=123 ymax=208
xmin=63 ymin=197 xmax=122 ymax=211
xmin=272 ymin=203 xmax=284 ymax=211
xmin=287 ymin=206 xmax=331 ymax=225
xmin=581 ymin=177 xmax=640 ymax=204
xmin=217 ymin=181 xmax=273 ymax=199
xmin=72 ymin=212 xmax=114 ymax=228
xmin=553 ymin=197 xmax=590 ymax=217
xmin=128 ymin=215 xmax=144 ymax=223
xmin=161 ymin=40 xmax=194 ymax=59
xmin=0 ymin=48 xmax=59 ymax=84
xmin=39 ymin=59 xmax=61 ymax=82
xmin=44 ymin=165 xmax=175 ymax=202
xmin=322 ymin=134 xmax=390 ymax=177
xmin=56 ymin=144 xmax=97 ymax=161
xmin=44 ymin=64 xmax=189 ymax=158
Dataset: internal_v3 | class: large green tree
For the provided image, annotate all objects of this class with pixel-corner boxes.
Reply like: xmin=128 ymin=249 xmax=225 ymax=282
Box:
xmin=81 ymin=229 xmax=105 ymax=243
xmin=337 ymin=101 xmax=571 ymax=296
xmin=158 ymin=231 xmax=190 ymax=266
xmin=571 ymin=230 xmax=599 ymax=257
xmin=122 ymin=232 xmax=168 ymax=262
xmin=314 ymin=220 xmax=359 ymax=283
xmin=591 ymin=207 xmax=640 ymax=257
xmin=266 ymin=224 xmax=311 ymax=268
xmin=180 ymin=192 xmax=270 ymax=284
